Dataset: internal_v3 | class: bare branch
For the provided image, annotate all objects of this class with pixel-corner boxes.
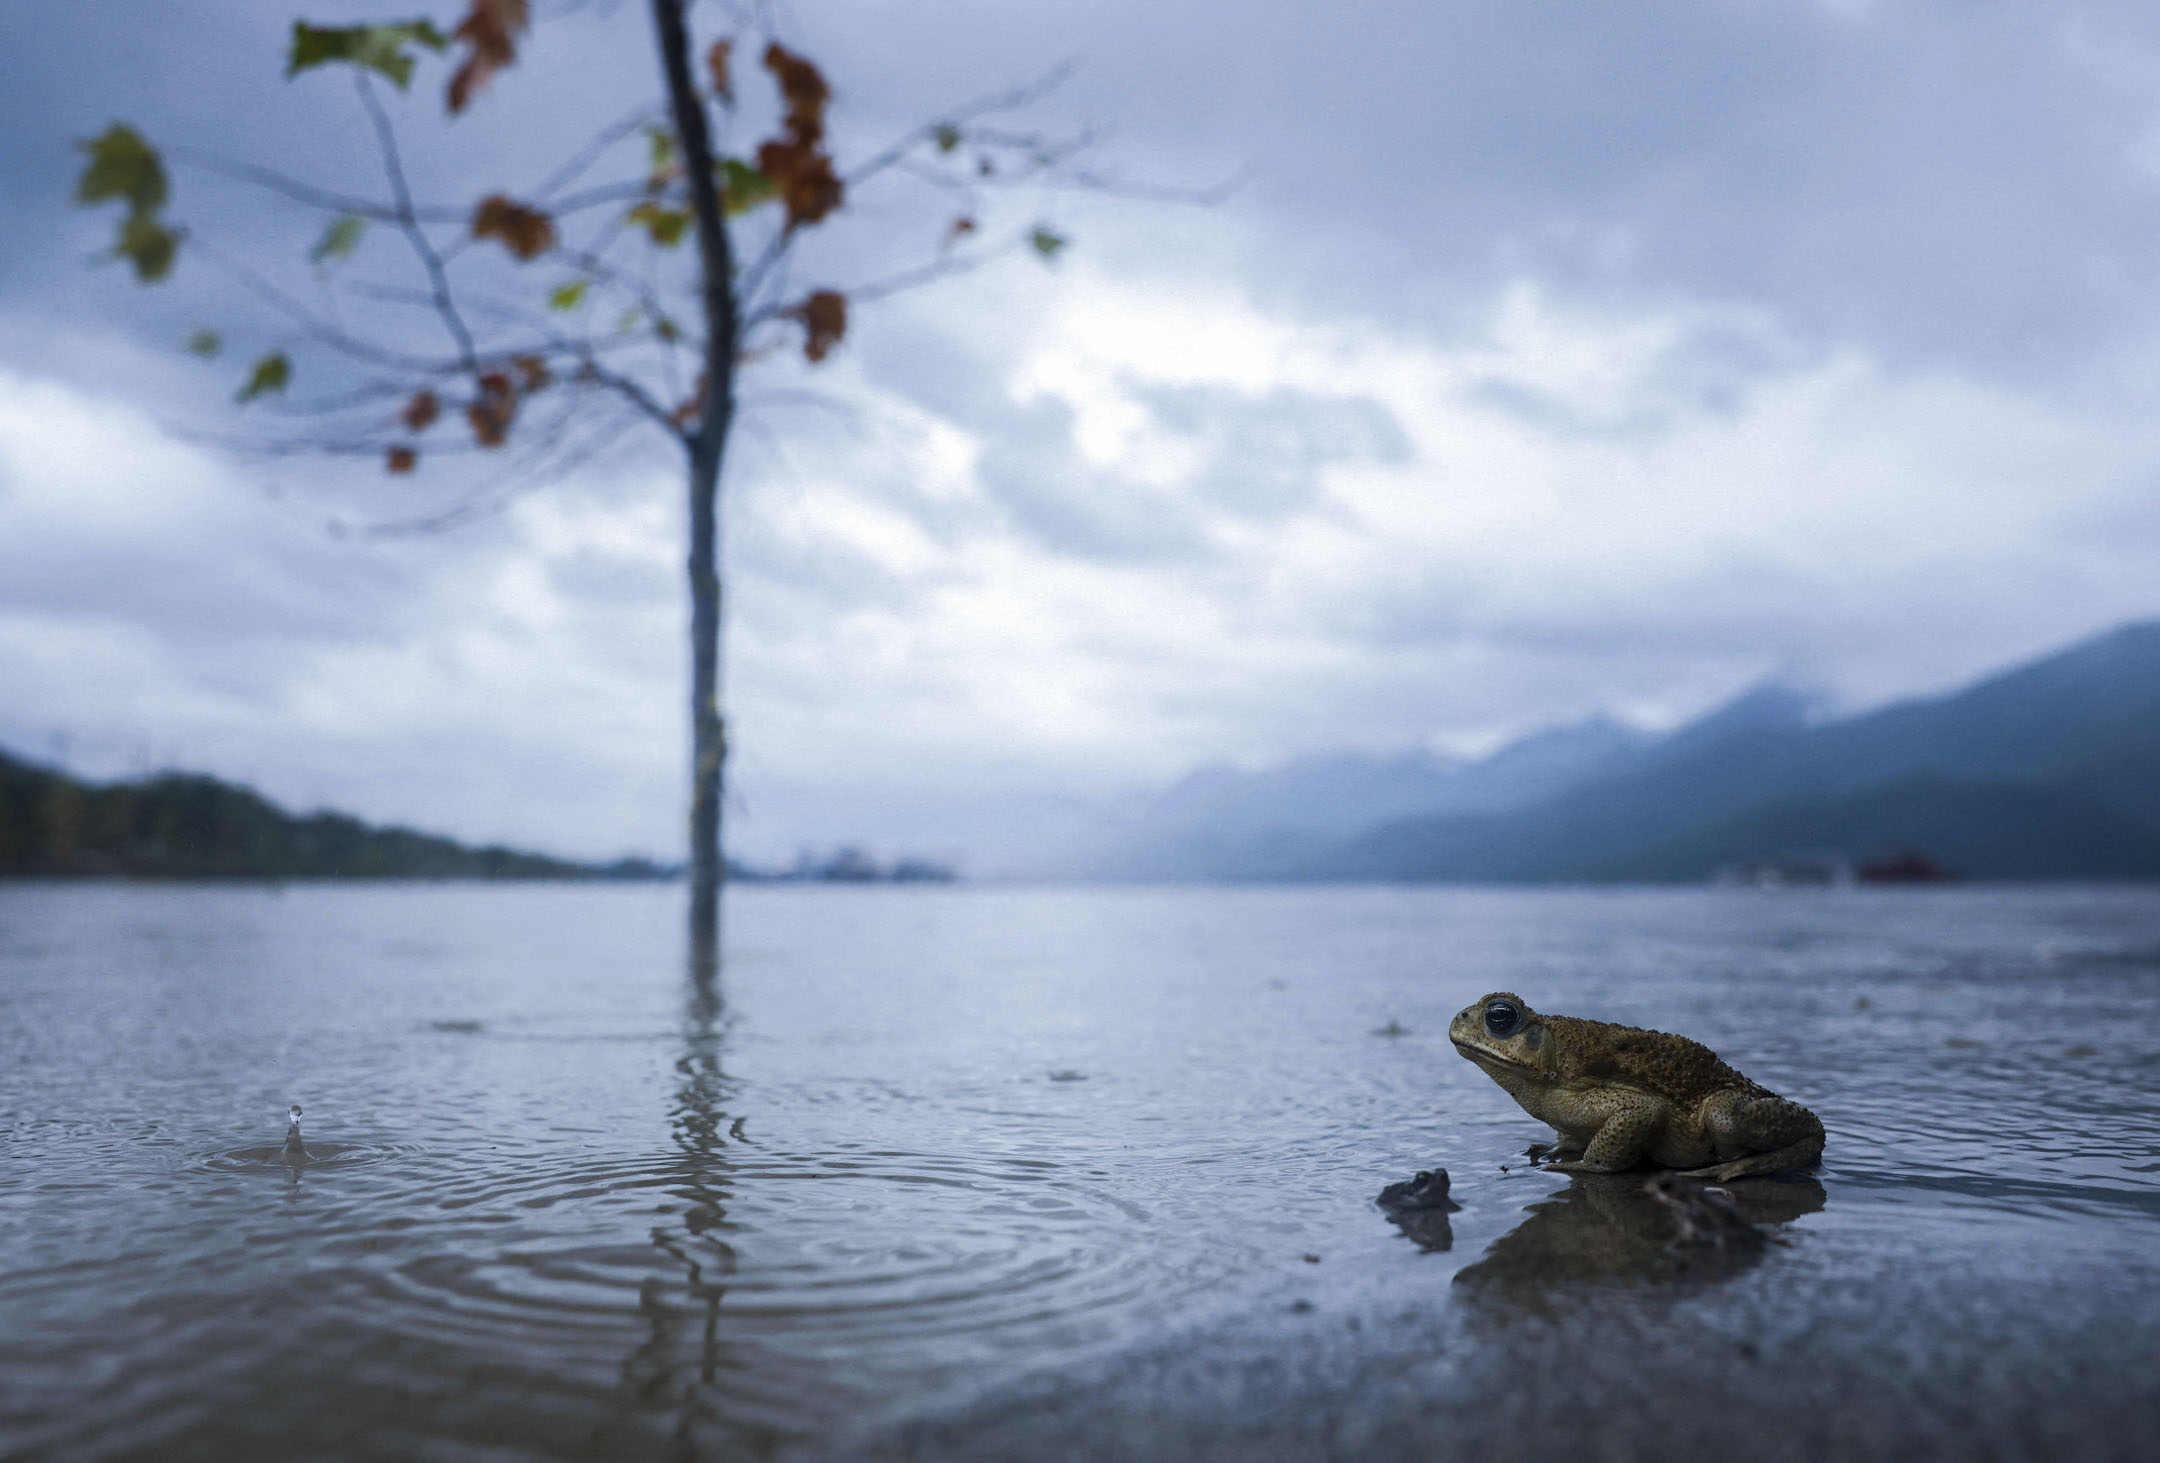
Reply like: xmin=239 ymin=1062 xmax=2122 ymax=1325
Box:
xmin=167 ymin=145 xmax=462 ymax=224
xmin=355 ymin=73 xmax=482 ymax=374
xmin=532 ymin=103 xmax=664 ymax=202
xmin=186 ymin=234 xmax=459 ymax=373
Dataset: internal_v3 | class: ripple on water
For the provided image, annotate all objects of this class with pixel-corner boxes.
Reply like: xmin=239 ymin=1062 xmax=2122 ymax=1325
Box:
xmin=326 ymin=1145 xmax=1165 ymax=1375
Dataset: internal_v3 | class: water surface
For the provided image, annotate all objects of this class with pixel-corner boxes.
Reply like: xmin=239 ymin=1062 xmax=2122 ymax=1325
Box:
xmin=2 ymin=883 xmax=2156 ymax=1460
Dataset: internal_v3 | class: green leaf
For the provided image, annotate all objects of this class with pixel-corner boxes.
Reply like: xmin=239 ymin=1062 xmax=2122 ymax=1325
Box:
xmin=644 ymin=122 xmax=677 ymax=178
xmin=286 ymin=20 xmax=449 ymax=90
xmin=933 ymin=123 xmax=962 ymax=154
xmin=184 ymin=328 xmax=222 ymax=358
xmin=236 ymin=352 xmax=291 ymax=404
xmin=548 ymin=278 xmax=589 ymax=312
xmin=719 ymin=157 xmax=777 ymax=216
xmin=116 ymin=215 xmax=180 ymax=281
xmin=310 ymin=215 xmax=365 ymax=263
xmin=626 ymin=201 xmax=692 ymax=248
xmin=74 ymin=125 xmax=166 ymax=213
xmin=1029 ymin=225 xmax=1069 ymax=262
xmin=654 ymin=316 xmax=681 ymax=344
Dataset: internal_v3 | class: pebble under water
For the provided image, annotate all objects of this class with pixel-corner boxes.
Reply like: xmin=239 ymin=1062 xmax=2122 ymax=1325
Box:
xmin=2 ymin=882 xmax=2157 ymax=1462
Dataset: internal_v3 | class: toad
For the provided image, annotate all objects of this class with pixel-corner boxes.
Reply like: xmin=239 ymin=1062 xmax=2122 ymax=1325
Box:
xmin=1449 ymin=993 xmax=1824 ymax=1181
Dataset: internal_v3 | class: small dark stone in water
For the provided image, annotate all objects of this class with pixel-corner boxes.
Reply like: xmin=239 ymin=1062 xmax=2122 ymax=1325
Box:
xmin=1302 ymin=1253 xmax=1322 ymax=1264
xmin=430 ymin=1019 xmax=484 ymax=1034
xmin=1376 ymin=1169 xmax=1458 ymax=1213
xmin=2064 ymin=1044 xmax=2099 ymax=1058
xmin=1377 ymin=1168 xmax=1460 ymax=1252
xmin=1047 ymin=1069 xmax=1087 ymax=1083
xmin=1288 ymin=1299 xmax=1314 ymax=1313
xmin=1944 ymin=1037 xmax=1986 ymax=1050
xmin=1643 ymin=1172 xmax=1766 ymax=1253
xmin=1371 ymin=1019 xmax=1409 ymax=1038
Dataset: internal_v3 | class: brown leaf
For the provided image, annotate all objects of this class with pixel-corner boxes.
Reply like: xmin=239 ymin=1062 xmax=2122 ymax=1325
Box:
xmin=471 ymin=194 xmax=556 ymax=260
xmin=386 ymin=445 xmax=418 ymax=474
xmin=447 ymin=0 xmax=528 ymax=114
xmin=400 ymin=389 xmax=440 ymax=432
xmin=788 ymin=290 xmax=847 ymax=363
xmin=762 ymin=43 xmax=830 ymax=145
xmin=670 ymin=373 xmax=707 ymax=429
xmin=511 ymin=354 xmax=551 ymax=392
xmin=706 ymin=39 xmax=734 ymax=104
xmin=943 ymin=215 xmax=977 ymax=249
xmin=755 ymin=137 xmax=843 ymax=229
xmin=466 ymin=370 xmax=517 ymax=448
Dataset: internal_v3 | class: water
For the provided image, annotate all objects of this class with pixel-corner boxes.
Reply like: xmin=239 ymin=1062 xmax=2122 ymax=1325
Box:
xmin=2 ymin=883 xmax=2157 ymax=1461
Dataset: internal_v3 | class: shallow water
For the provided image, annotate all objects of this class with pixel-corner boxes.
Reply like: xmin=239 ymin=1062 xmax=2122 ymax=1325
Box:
xmin=2 ymin=883 xmax=2157 ymax=1460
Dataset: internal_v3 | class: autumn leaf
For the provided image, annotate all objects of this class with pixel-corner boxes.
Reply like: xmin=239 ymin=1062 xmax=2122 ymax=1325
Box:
xmin=933 ymin=123 xmax=962 ymax=154
xmin=236 ymin=352 xmax=290 ymax=403
xmin=447 ymin=0 xmax=528 ymax=114
xmin=719 ymin=158 xmax=777 ymax=215
xmin=466 ymin=370 xmax=516 ymax=447
xmin=654 ymin=316 xmax=681 ymax=344
xmin=788 ymin=290 xmax=847 ymax=363
xmin=670 ymin=373 xmax=707 ymax=428
xmin=184 ymin=328 xmax=221 ymax=358
xmin=310 ymin=215 xmax=365 ymax=263
xmin=401 ymin=389 xmax=440 ymax=432
xmin=755 ymin=137 xmax=842 ymax=229
xmin=387 ymin=445 xmax=418 ymax=474
xmin=511 ymin=354 xmax=551 ymax=391
xmin=942 ymin=215 xmax=976 ymax=249
xmin=1029 ymin=225 xmax=1068 ymax=261
xmin=626 ymin=201 xmax=692 ymax=247
xmin=548 ymin=278 xmax=588 ymax=311
xmin=287 ymin=20 xmax=448 ymax=89
xmin=763 ymin=44 xmax=831 ymax=144
xmin=471 ymin=194 xmax=556 ymax=260
xmin=754 ymin=44 xmax=843 ymax=230
xmin=706 ymin=39 xmax=734 ymax=104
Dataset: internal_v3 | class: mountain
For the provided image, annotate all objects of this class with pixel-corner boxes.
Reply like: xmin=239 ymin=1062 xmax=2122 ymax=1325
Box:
xmin=0 ymin=748 xmax=671 ymax=880
xmin=1315 ymin=620 xmax=2160 ymax=882
xmin=1076 ymin=716 xmax=1649 ymax=879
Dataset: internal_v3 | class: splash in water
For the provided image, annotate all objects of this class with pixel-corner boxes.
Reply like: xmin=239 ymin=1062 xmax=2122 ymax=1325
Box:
xmin=279 ymin=1105 xmax=312 ymax=1165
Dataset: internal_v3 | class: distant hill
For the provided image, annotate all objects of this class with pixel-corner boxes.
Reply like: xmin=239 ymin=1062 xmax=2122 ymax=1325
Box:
xmin=1075 ymin=716 xmax=1649 ymax=879
xmin=0 ymin=748 xmax=671 ymax=881
xmin=1312 ymin=621 xmax=2160 ymax=883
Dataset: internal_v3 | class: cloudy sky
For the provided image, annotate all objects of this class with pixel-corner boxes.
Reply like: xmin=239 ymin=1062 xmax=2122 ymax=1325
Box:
xmin=6 ymin=0 xmax=2160 ymax=872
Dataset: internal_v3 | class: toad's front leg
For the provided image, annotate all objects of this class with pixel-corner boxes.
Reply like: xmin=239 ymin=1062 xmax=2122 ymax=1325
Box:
xmin=1526 ymin=1136 xmax=1587 ymax=1165
xmin=1542 ymin=1092 xmax=1671 ymax=1175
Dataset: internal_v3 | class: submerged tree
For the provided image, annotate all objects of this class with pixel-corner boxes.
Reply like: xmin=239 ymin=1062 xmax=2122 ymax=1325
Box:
xmin=74 ymin=0 xmax=1084 ymax=942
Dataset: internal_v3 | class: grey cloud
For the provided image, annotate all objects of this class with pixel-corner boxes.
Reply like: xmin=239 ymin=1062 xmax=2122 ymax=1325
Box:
xmin=1133 ymin=381 xmax=1411 ymax=517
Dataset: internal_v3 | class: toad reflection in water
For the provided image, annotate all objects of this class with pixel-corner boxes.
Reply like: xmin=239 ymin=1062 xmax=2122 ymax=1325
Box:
xmin=1449 ymin=993 xmax=1825 ymax=1181
xmin=1453 ymin=1172 xmax=1828 ymax=1319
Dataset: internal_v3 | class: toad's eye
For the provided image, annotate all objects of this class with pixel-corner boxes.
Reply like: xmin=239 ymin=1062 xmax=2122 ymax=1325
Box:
xmin=1484 ymin=1000 xmax=1522 ymax=1038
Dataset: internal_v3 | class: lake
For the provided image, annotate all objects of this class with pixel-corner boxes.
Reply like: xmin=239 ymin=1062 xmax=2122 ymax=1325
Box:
xmin=2 ymin=882 xmax=2157 ymax=1461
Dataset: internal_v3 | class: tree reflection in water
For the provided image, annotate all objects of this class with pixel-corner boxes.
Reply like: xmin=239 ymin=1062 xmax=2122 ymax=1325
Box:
xmin=620 ymin=933 xmax=754 ymax=1449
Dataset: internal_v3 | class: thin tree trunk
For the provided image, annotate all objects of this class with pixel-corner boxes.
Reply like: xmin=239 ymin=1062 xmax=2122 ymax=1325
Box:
xmin=649 ymin=0 xmax=739 ymax=951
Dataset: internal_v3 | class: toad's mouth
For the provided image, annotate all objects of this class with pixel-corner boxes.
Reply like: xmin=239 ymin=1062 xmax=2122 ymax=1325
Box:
xmin=1450 ymin=1037 xmax=1536 ymax=1072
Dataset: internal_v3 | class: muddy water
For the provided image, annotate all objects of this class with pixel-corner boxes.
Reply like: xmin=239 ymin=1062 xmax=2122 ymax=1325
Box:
xmin=2 ymin=883 xmax=2156 ymax=1461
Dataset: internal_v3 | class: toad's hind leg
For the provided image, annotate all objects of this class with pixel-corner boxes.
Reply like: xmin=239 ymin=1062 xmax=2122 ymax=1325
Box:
xmin=1683 ymin=1091 xmax=1825 ymax=1180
